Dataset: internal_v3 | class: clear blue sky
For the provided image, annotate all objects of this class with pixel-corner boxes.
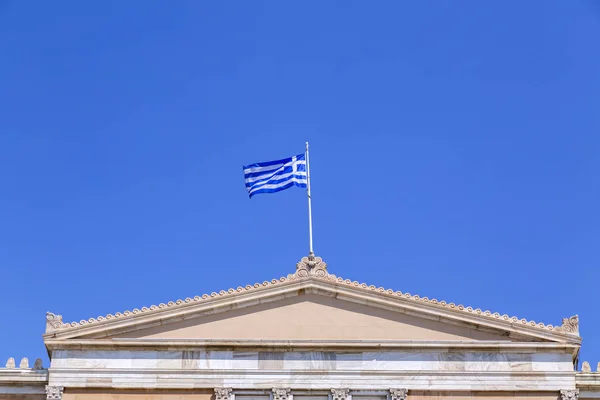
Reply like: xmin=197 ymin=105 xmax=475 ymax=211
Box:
xmin=1 ymin=1 xmax=599 ymax=367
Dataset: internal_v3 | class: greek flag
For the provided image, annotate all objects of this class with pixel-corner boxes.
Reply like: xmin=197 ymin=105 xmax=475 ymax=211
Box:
xmin=243 ymin=154 xmax=307 ymax=198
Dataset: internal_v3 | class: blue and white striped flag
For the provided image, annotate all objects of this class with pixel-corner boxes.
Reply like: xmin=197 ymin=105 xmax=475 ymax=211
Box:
xmin=243 ymin=153 xmax=307 ymax=198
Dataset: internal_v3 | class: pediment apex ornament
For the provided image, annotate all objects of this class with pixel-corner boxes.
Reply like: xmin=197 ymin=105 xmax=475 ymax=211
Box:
xmin=390 ymin=389 xmax=408 ymax=400
xmin=45 ymin=386 xmax=64 ymax=400
xmin=561 ymin=315 xmax=579 ymax=334
xmin=214 ymin=388 xmax=233 ymax=400
xmin=272 ymin=388 xmax=291 ymax=400
xmin=46 ymin=312 xmax=64 ymax=333
xmin=293 ymin=254 xmax=328 ymax=279
xmin=331 ymin=389 xmax=350 ymax=400
xmin=560 ymin=390 xmax=579 ymax=400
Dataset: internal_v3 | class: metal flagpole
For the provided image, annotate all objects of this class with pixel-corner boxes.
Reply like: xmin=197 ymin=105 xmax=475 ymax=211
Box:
xmin=305 ymin=142 xmax=314 ymax=256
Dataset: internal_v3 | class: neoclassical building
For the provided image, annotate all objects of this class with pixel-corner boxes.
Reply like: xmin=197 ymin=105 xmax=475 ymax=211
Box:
xmin=1 ymin=256 xmax=599 ymax=400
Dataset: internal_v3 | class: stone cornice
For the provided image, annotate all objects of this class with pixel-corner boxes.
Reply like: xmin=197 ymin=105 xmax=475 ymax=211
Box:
xmin=577 ymin=367 xmax=600 ymax=390
xmin=576 ymin=375 xmax=600 ymax=399
xmin=0 ymin=367 xmax=49 ymax=391
xmin=43 ymin=256 xmax=581 ymax=345
xmin=43 ymin=338 xmax=581 ymax=353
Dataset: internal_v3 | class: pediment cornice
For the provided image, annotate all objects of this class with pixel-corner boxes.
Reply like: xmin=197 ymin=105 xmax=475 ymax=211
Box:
xmin=43 ymin=255 xmax=581 ymax=345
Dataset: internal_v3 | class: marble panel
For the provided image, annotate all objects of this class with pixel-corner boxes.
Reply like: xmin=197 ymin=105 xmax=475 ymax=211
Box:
xmin=50 ymin=349 xmax=573 ymax=373
xmin=47 ymin=368 xmax=576 ymax=391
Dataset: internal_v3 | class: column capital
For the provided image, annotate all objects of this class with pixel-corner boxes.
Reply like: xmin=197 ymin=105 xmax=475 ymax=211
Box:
xmin=331 ymin=389 xmax=350 ymax=400
xmin=272 ymin=388 xmax=291 ymax=400
xmin=560 ymin=390 xmax=579 ymax=400
xmin=215 ymin=388 xmax=233 ymax=400
xmin=45 ymin=386 xmax=64 ymax=400
xmin=390 ymin=389 xmax=408 ymax=400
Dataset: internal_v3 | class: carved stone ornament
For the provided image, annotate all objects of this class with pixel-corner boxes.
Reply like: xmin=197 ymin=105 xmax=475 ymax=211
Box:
xmin=33 ymin=358 xmax=44 ymax=370
xmin=214 ymin=388 xmax=233 ymax=400
xmin=597 ymin=362 xmax=600 ymax=372
xmin=19 ymin=357 xmax=29 ymax=369
xmin=389 ymin=389 xmax=408 ymax=400
xmin=46 ymin=312 xmax=64 ymax=333
xmin=272 ymin=388 xmax=291 ymax=400
xmin=294 ymin=254 xmax=328 ymax=279
xmin=582 ymin=361 xmax=592 ymax=372
xmin=45 ymin=386 xmax=64 ymax=400
xmin=5 ymin=357 xmax=15 ymax=368
xmin=561 ymin=315 xmax=579 ymax=334
xmin=331 ymin=389 xmax=350 ymax=400
xmin=560 ymin=390 xmax=579 ymax=400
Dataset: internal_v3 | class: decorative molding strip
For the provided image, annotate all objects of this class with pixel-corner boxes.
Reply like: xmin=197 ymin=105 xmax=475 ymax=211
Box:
xmin=272 ymin=388 xmax=291 ymax=400
xmin=560 ymin=390 xmax=579 ymax=400
xmin=331 ymin=389 xmax=350 ymax=400
xmin=389 ymin=389 xmax=408 ymax=400
xmin=45 ymin=386 xmax=64 ymax=400
xmin=215 ymin=388 xmax=233 ymax=400
xmin=44 ymin=256 xmax=579 ymax=336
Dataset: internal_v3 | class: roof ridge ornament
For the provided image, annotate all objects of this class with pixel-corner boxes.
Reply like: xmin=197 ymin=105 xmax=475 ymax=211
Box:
xmin=33 ymin=358 xmax=44 ymax=370
xmin=582 ymin=361 xmax=592 ymax=372
xmin=561 ymin=315 xmax=579 ymax=334
xmin=46 ymin=312 xmax=64 ymax=333
xmin=294 ymin=254 xmax=328 ymax=278
xmin=19 ymin=357 xmax=29 ymax=369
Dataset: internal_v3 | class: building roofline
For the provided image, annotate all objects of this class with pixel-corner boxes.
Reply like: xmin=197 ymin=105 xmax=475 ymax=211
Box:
xmin=43 ymin=256 xmax=581 ymax=345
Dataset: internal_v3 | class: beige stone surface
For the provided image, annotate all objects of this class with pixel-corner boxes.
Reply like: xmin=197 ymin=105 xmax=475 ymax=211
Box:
xmin=63 ymin=390 xmax=213 ymax=400
xmin=58 ymin=391 xmax=564 ymax=400
xmin=408 ymin=392 xmax=559 ymax=400
xmin=112 ymin=295 xmax=512 ymax=341
xmin=0 ymin=396 xmax=45 ymax=400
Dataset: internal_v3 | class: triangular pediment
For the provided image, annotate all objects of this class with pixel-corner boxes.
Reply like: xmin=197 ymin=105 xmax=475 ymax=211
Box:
xmin=109 ymin=294 xmax=514 ymax=341
xmin=43 ymin=257 xmax=581 ymax=346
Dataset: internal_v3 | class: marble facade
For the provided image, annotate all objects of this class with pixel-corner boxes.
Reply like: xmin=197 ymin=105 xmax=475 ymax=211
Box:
xmin=1 ymin=256 xmax=599 ymax=400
